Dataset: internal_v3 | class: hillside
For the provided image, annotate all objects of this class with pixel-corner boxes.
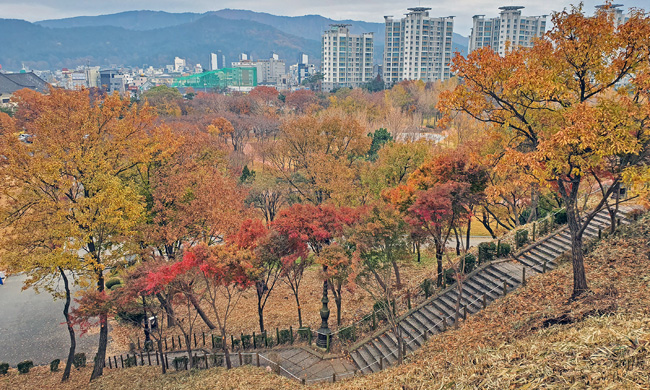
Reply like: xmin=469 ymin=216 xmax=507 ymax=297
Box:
xmin=27 ymin=9 xmax=468 ymax=69
xmin=0 ymin=16 xmax=320 ymax=70
xmin=3 ymin=209 xmax=648 ymax=389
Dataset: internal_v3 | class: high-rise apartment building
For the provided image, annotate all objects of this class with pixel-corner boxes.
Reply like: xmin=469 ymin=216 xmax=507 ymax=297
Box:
xmin=209 ymin=51 xmax=226 ymax=71
xmin=231 ymin=56 xmax=286 ymax=85
xmin=469 ymin=6 xmax=546 ymax=56
xmin=321 ymin=24 xmax=374 ymax=91
xmin=596 ymin=4 xmax=629 ymax=26
xmin=383 ymin=8 xmax=454 ymax=85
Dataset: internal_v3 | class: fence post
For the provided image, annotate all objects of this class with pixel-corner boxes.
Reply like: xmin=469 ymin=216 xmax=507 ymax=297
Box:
xmin=482 ymin=294 xmax=487 ymax=309
xmin=463 ymin=305 xmax=467 ymax=320
xmin=178 ymin=335 xmax=182 ymax=350
xmin=308 ymin=329 xmax=312 ymax=346
xmin=454 ymin=310 xmax=459 ymax=329
xmin=497 ymin=240 xmax=501 ymax=257
xmin=264 ymin=331 xmax=268 ymax=348
xmin=302 ymin=378 xmax=306 ymax=385
xmin=108 ymin=356 xmax=112 ymax=369
xmin=164 ymin=337 xmax=168 ymax=350
xmin=231 ymin=335 xmax=235 ymax=350
xmin=543 ymin=260 xmax=547 ymax=273
xmin=276 ymin=328 xmax=280 ymax=345
xmin=202 ymin=332 xmax=205 ymax=347
xmin=379 ymin=356 xmax=383 ymax=370
xmin=533 ymin=222 xmax=536 ymax=241
xmin=238 ymin=351 xmax=242 ymax=366
xmin=120 ymin=355 xmax=124 ymax=368
xmin=443 ymin=317 xmax=447 ymax=331
xmin=155 ymin=351 xmax=159 ymax=366
xmin=407 ymin=289 xmax=411 ymax=310
xmin=522 ymin=267 xmax=526 ymax=286
xmin=333 ymin=373 xmax=336 ymax=383
xmin=599 ymin=228 xmax=602 ymax=239
xmin=503 ymin=280 xmax=507 ymax=296
xmin=256 ymin=352 xmax=260 ymax=367
xmin=290 ymin=326 xmax=294 ymax=344
xmin=114 ymin=356 xmax=118 ymax=369
xmin=140 ymin=351 xmax=144 ymax=366
xmin=147 ymin=351 xmax=152 ymax=366
xmin=403 ymin=342 xmax=407 ymax=357
xmin=253 ymin=332 xmax=257 ymax=349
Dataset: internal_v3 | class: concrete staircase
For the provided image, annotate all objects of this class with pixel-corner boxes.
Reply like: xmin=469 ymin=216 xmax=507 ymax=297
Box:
xmin=349 ymin=207 xmax=634 ymax=374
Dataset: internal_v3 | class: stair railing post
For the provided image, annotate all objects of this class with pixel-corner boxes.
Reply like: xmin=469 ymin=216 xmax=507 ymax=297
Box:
xmin=503 ymin=280 xmax=507 ymax=296
xmin=482 ymin=294 xmax=487 ymax=309
xmin=543 ymin=260 xmax=547 ymax=273
xmin=522 ymin=267 xmax=526 ymax=286
xmin=442 ymin=317 xmax=447 ymax=331
xmin=379 ymin=356 xmax=383 ymax=370
xmin=463 ymin=305 xmax=467 ymax=320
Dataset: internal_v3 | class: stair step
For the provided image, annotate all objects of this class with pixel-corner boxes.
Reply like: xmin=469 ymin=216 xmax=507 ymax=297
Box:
xmin=464 ymin=277 xmax=500 ymax=300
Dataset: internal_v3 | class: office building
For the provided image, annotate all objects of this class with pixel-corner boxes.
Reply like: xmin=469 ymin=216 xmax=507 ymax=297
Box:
xmin=232 ymin=56 xmax=286 ymax=85
xmin=469 ymin=6 xmax=546 ymax=56
xmin=209 ymin=51 xmax=226 ymax=71
xmin=383 ymin=8 xmax=454 ymax=85
xmin=321 ymin=24 xmax=374 ymax=91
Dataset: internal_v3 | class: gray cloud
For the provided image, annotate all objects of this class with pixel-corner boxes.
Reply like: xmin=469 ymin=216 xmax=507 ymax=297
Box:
xmin=0 ymin=0 xmax=647 ymax=35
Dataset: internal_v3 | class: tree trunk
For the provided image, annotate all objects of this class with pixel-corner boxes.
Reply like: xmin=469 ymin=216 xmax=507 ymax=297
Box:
xmin=454 ymin=228 xmax=461 ymax=256
xmin=329 ymin=282 xmax=343 ymax=326
xmin=189 ymin=294 xmax=216 ymax=330
xmin=156 ymin=293 xmax=175 ymax=327
xmin=436 ymin=244 xmax=444 ymax=287
xmin=293 ymin=293 xmax=303 ymax=328
xmin=559 ymin=178 xmax=589 ymax=298
xmin=185 ymin=335 xmax=193 ymax=369
xmin=607 ymin=182 xmax=620 ymax=234
xmin=466 ymin=217 xmax=472 ymax=251
xmin=257 ymin=299 xmax=265 ymax=333
xmin=59 ymin=268 xmax=75 ymax=382
xmin=90 ymin=271 xmax=107 ymax=381
xmin=416 ymin=241 xmax=421 ymax=263
xmin=391 ymin=260 xmax=401 ymax=288
xmin=157 ymin=339 xmax=166 ymax=374
xmin=222 ymin=329 xmax=232 ymax=369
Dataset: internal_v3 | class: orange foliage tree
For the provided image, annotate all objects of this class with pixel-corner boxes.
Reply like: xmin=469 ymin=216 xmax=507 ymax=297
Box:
xmin=440 ymin=4 xmax=650 ymax=297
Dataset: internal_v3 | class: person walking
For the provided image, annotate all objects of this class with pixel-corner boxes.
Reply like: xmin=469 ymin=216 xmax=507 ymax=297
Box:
xmin=0 ymin=270 xmax=5 ymax=285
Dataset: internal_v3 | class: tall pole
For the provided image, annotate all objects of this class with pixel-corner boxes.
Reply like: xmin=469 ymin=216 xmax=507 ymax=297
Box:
xmin=316 ymin=265 xmax=331 ymax=348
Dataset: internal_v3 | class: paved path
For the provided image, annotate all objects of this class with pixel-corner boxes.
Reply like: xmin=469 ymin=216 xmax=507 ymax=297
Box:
xmin=0 ymin=274 xmax=98 ymax=365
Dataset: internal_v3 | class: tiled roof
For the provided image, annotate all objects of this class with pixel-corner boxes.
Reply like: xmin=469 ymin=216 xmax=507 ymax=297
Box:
xmin=0 ymin=72 xmax=49 ymax=95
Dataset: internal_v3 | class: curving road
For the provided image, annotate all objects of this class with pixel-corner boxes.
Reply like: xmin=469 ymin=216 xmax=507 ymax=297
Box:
xmin=0 ymin=274 xmax=99 ymax=366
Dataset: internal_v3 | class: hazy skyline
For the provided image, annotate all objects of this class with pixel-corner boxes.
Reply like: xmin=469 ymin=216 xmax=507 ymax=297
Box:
xmin=0 ymin=0 xmax=646 ymax=35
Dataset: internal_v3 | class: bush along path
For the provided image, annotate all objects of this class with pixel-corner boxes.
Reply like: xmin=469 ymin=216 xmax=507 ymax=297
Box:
xmin=348 ymin=206 xmax=636 ymax=375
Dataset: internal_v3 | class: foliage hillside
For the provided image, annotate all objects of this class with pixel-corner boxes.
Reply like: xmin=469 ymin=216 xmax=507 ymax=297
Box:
xmin=327 ymin=210 xmax=650 ymax=389
xmin=2 ymin=211 xmax=648 ymax=389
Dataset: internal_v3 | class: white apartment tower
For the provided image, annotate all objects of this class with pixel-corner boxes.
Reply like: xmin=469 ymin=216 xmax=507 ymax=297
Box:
xmin=321 ymin=24 xmax=374 ymax=91
xmin=595 ymin=4 xmax=629 ymax=26
xmin=383 ymin=8 xmax=455 ymax=85
xmin=469 ymin=6 xmax=546 ymax=56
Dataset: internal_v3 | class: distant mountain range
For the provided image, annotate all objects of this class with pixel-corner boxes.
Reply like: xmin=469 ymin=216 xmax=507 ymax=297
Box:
xmin=0 ymin=9 xmax=469 ymax=71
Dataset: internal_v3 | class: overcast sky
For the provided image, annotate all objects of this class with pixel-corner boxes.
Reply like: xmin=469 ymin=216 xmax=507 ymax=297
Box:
xmin=0 ymin=0 xmax=647 ymax=35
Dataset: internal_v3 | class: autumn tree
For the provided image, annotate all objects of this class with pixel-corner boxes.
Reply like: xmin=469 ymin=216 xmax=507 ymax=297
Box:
xmin=273 ymin=204 xmax=359 ymax=342
xmin=440 ymin=4 xmax=650 ymax=297
xmin=269 ymin=110 xmax=370 ymax=205
xmin=142 ymin=85 xmax=184 ymax=117
xmin=0 ymin=88 xmax=174 ymax=381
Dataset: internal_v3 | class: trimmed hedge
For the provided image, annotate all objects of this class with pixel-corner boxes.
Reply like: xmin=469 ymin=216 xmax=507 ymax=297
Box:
xmin=516 ymin=229 xmax=529 ymax=249
xmin=420 ymin=278 xmax=435 ymax=299
xmin=50 ymin=359 xmax=60 ymax=372
xmin=463 ymin=253 xmax=477 ymax=273
xmin=73 ymin=353 xmax=86 ymax=368
xmin=17 ymin=360 xmax=33 ymax=374
xmin=0 ymin=362 xmax=9 ymax=375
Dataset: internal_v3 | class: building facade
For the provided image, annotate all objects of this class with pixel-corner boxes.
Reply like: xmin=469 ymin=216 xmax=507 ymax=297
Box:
xmin=231 ymin=56 xmax=286 ymax=85
xmin=469 ymin=6 xmax=546 ymax=56
xmin=321 ymin=24 xmax=374 ymax=91
xmin=209 ymin=51 xmax=226 ymax=71
xmin=383 ymin=8 xmax=455 ymax=85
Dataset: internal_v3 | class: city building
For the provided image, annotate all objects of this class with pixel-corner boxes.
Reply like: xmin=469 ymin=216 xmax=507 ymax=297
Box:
xmin=469 ymin=6 xmax=547 ymax=56
xmin=99 ymin=69 xmax=126 ymax=93
xmin=209 ymin=51 xmax=226 ymax=71
xmin=173 ymin=57 xmax=186 ymax=73
xmin=232 ymin=56 xmax=286 ymax=85
xmin=383 ymin=8 xmax=455 ymax=85
xmin=290 ymin=53 xmax=316 ymax=86
xmin=321 ymin=24 xmax=374 ymax=91
xmin=596 ymin=3 xmax=629 ymax=26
